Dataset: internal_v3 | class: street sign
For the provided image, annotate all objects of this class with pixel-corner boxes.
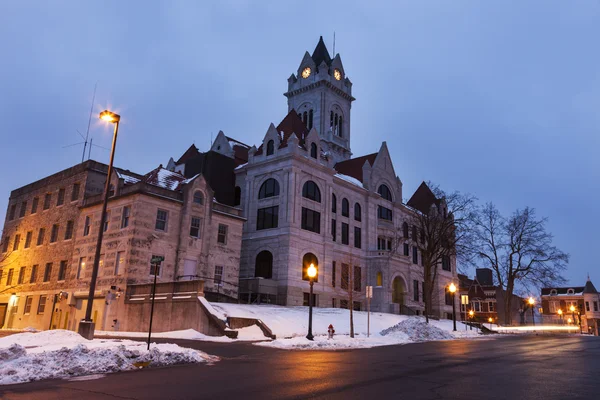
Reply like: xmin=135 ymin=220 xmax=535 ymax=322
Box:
xmin=366 ymin=286 xmax=373 ymax=299
xmin=151 ymin=256 xmax=164 ymax=264
xmin=461 ymin=295 xmax=469 ymax=305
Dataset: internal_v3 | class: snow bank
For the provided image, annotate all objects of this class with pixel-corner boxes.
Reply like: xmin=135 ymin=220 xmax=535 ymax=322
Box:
xmin=381 ymin=318 xmax=454 ymax=341
xmin=257 ymin=333 xmax=410 ymax=350
xmin=0 ymin=330 xmax=218 ymax=385
xmin=96 ymin=326 xmax=268 ymax=342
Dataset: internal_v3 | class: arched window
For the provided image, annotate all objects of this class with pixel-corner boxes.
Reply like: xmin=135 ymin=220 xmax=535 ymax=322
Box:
xmin=308 ymin=109 xmax=313 ymax=130
xmin=258 ymin=178 xmax=280 ymax=199
xmin=378 ymin=184 xmax=393 ymax=201
xmin=331 ymin=193 xmax=337 ymax=213
xmin=376 ymin=272 xmax=383 ymax=287
xmin=234 ymin=186 xmax=241 ymax=206
xmin=402 ymin=222 xmax=409 ymax=238
xmin=302 ymin=181 xmax=321 ymax=202
xmin=354 ymin=203 xmax=361 ymax=222
xmin=330 ymin=111 xmax=334 ymax=128
xmin=412 ymin=226 xmax=418 ymax=242
xmin=338 ymin=116 xmax=343 ymax=137
xmin=334 ymin=113 xmax=338 ymax=135
xmin=303 ymin=111 xmax=308 ymax=127
xmin=310 ymin=143 xmax=317 ymax=159
xmin=341 ymin=198 xmax=349 ymax=217
xmin=420 ymin=228 xmax=425 ymax=244
xmin=255 ymin=251 xmax=273 ymax=279
xmin=266 ymin=140 xmax=275 ymax=156
xmin=567 ymin=288 xmax=574 ymax=294
xmin=193 ymin=191 xmax=204 ymax=205
xmin=550 ymin=289 xmax=557 ymax=295
xmin=302 ymin=252 xmax=318 ymax=282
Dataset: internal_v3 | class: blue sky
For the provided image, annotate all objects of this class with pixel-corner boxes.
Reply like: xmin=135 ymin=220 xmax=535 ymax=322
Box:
xmin=1 ymin=1 xmax=598 ymax=285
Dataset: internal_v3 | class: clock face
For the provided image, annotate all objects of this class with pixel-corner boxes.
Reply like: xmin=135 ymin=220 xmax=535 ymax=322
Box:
xmin=334 ymin=69 xmax=342 ymax=81
xmin=302 ymin=67 xmax=311 ymax=79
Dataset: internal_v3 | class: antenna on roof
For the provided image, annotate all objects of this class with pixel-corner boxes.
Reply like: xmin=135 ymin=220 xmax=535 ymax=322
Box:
xmin=210 ymin=132 xmax=213 ymax=148
xmin=333 ymin=31 xmax=336 ymax=57
xmin=82 ymin=82 xmax=97 ymax=162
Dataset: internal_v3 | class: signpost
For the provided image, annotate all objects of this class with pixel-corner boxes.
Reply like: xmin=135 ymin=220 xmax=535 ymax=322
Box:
xmin=366 ymin=286 xmax=373 ymax=337
xmin=460 ymin=295 xmax=469 ymax=331
xmin=147 ymin=256 xmax=164 ymax=350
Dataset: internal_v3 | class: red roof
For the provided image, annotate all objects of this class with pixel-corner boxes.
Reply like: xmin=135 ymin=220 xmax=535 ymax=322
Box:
xmin=407 ymin=182 xmax=439 ymax=214
xmin=176 ymin=144 xmax=200 ymax=165
xmin=255 ymin=110 xmax=309 ymax=155
xmin=334 ymin=153 xmax=378 ymax=183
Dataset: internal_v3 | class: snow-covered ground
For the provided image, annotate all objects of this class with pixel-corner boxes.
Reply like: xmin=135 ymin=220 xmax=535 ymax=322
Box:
xmin=96 ymin=324 xmax=267 ymax=342
xmin=0 ymin=330 xmax=218 ymax=385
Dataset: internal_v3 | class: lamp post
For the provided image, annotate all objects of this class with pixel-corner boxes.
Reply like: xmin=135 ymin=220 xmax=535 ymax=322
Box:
xmin=570 ymin=305 xmax=576 ymax=331
xmin=558 ymin=309 xmax=563 ymax=325
xmin=449 ymin=283 xmax=457 ymax=331
xmin=488 ymin=317 xmax=493 ymax=330
xmin=77 ymin=110 xmax=121 ymax=340
xmin=468 ymin=310 xmax=474 ymax=331
xmin=306 ymin=263 xmax=317 ymax=341
xmin=528 ymin=297 xmax=535 ymax=326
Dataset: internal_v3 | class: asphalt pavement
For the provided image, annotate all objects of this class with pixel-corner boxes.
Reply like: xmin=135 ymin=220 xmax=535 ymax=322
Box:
xmin=1 ymin=334 xmax=599 ymax=400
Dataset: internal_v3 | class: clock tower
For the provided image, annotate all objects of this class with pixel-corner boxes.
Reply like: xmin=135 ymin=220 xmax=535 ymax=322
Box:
xmin=284 ymin=36 xmax=355 ymax=163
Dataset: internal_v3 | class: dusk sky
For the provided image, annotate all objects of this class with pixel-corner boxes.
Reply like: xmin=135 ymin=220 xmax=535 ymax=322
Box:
xmin=1 ymin=1 xmax=598 ymax=287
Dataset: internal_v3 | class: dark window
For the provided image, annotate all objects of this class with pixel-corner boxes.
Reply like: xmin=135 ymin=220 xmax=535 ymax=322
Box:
xmin=190 ymin=216 xmax=201 ymax=238
xmin=331 ymin=193 xmax=337 ymax=213
xmin=331 ymin=219 xmax=336 ymax=241
xmin=308 ymin=109 xmax=313 ymax=130
xmin=353 ymin=301 xmax=361 ymax=311
xmin=413 ymin=280 xmax=419 ymax=302
xmin=155 ymin=209 xmax=168 ymax=231
xmin=57 ymin=188 xmax=65 ymax=206
xmin=387 ymin=240 xmax=392 ymax=250
xmin=65 ymin=221 xmax=74 ymax=240
xmin=403 ymin=243 xmax=409 ymax=256
xmin=103 ymin=212 xmax=110 ymax=232
xmin=266 ymin=140 xmax=275 ymax=156
xmin=338 ymin=116 xmax=343 ymax=137
xmin=341 ymin=198 xmax=349 ymax=217
xmin=412 ymin=247 xmax=418 ymax=264
xmin=310 ymin=143 xmax=317 ymax=159
xmin=402 ymin=222 xmax=409 ymax=238
xmin=18 ymin=267 xmax=25 ymax=284
xmin=302 ymin=181 xmax=321 ymax=202
xmin=412 ymin=226 xmax=418 ymax=241
xmin=217 ymin=224 xmax=228 ymax=244
xmin=8 ymin=204 xmax=16 ymax=220
xmin=594 ymin=302 xmax=598 ymax=312
xmin=420 ymin=228 xmax=425 ymax=244
xmin=377 ymin=237 xmax=384 ymax=250
xmin=255 ymin=251 xmax=273 ymax=279
xmin=36 ymin=228 xmax=45 ymax=246
xmin=340 ymin=300 xmax=349 ymax=309
xmin=442 ymin=255 xmax=451 ymax=271
xmin=259 ymin=179 xmax=280 ymax=199
xmin=43 ymin=193 xmax=51 ymax=210
xmin=24 ymin=296 xmax=33 ymax=314
xmin=193 ymin=191 xmax=204 ymax=205
xmin=378 ymin=206 xmax=393 ymax=221
xmin=7 ymin=269 xmax=14 ymax=285
xmin=50 ymin=225 xmax=59 ymax=243
xmin=19 ymin=201 xmax=27 ymax=218
xmin=13 ymin=234 xmax=20 ymax=251
xmin=332 ymin=261 xmax=336 ymax=287
xmin=214 ymin=266 xmax=223 ymax=286
xmin=341 ymin=264 xmax=349 ymax=290
xmin=445 ymin=289 xmax=453 ymax=306
xmin=303 ymin=111 xmax=308 ymax=126
xmin=586 ymin=302 xmax=590 ymax=312
xmin=302 ymin=253 xmax=318 ymax=282
xmin=24 ymin=231 xmax=32 ymax=248
xmin=301 ymin=208 xmax=321 ymax=233
xmin=257 ymin=206 xmax=279 ymax=230
xmin=30 ymin=265 xmax=38 ymax=283
xmin=354 ymin=227 xmax=361 ymax=248
xmin=2 ymin=236 xmax=9 ymax=253
xmin=37 ymin=295 xmax=46 ymax=314
xmin=43 ymin=263 xmax=52 ymax=282
xmin=121 ymin=206 xmax=130 ymax=229
xmin=354 ymin=266 xmax=362 ymax=292
xmin=234 ymin=186 xmax=241 ymax=206
xmin=341 ymin=223 xmax=349 ymax=245
xmin=378 ymin=185 xmax=393 ymax=201
xmin=31 ymin=197 xmax=39 ymax=214
xmin=58 ymin=261 xmax=67 ymax=281
xmin=83 ymin=216 xmax=91 ymax=236
xmin=354 ymin=203 xmax=361 ymax=221
xmin=71 ymin=183 xmax=80 ymax=201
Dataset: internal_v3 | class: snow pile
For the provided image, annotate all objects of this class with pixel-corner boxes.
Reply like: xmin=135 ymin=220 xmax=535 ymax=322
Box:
xmin=257 ymin=333 xmax=411 ymax=350
xmin=96 ymin=326 xmax=268 ymax=342
xmin=334 ymin=173 xmax=365 ymax=189
xmin=381 ymin=318 xmax=455 ymax=341
xmin=0 ymin=330 xmax=218 ymax=385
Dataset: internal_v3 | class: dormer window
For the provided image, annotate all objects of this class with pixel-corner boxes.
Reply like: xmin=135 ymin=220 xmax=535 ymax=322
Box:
xmin=567 ymin=288 xmax=575 ymax=295
xmin=310 ymin=143 xmax=317 ymax=159
xmin=193 ymin=191 xmax=204 ymax=205
xmin=550 ymin=289 xmax=557 ymax=296
xmin=266 ymin=140 xmax=275 ymax=156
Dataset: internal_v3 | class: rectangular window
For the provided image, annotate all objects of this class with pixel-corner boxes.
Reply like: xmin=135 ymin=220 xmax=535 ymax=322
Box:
xmin=301 ymin=208 xmax=321 ymax=234
xmin=190 ymin=216 xmax=202 ymax=238
xmin=115 ymin=251 xmax=125 ymax=275
xmin=353 ymin=266 xmax=362 ymax=292
xmin=155 ymin=209 xmax=168 ymax=231
xmin=489 ymin=302 xmax=495 ymax=312
xmin=341 ymin=264 xmax=349 ymax=290
xmin=24 ymin=296 xmax=33 ymax=314
xmin=43 ymin=263 xmax=52 ymax=282
xmin=331 ymin=219 xmax=337 ymax=241
xmin=19 ymin=201 xmax=27 ymax=218
xmin=43 ymin=193 xmax=51 ymax=210
xmin=77 ymin=257 xmax=85 ymax=279
xmin=121 ymin=206 xmax=130 ymax=229
xmin=445 ymin=289 xmax=453 ymax=306
xmin=71 ymin=183 xmax=80 ymax=201
xmin=482 ymin=302 xmax=489 ymax=312
xmin=586 ymin=302 xmax=590 ymax=312
xmin=8 ymin=204 xmax=16 ymax=220
xmin=31 ymin=197 xmax=39 ymax=214
xmin=474 ymin=301 xmax=481 ymax=312
xmin=414 ymin=280 xmax=419 ymax=302
xmin=64 ymin=221 xmax=74 ymax=240
xmin=58 ymin=260 xmax=67 ymax=281
xmin=214 ymin=265 xmax=224 ymax=286
xmin=387 ymin=240 xmax=392 ymax=251
xmin=377 ymin=205 xmax=393 ymax=221
xmin=83 ymin=216 xmax=91 ymax=236
xmin=257 ymin=206 xmax=278 ymax=230
xmin=549 ymin=301 xmax=558 ymax=313
xmin=103 ymin=211 xmax=110 ymax=232
xmin=594 ymin=302 xmax=598 ymax=312
xmin=99 ymin=254 xmax=105 ymax=270
xmin=24 ymin=231 xmax=32 ymax=248
xmin=18 ymin=266 xmax=25 ymax=284
xmin=30 ymin=265 xmax=38 ymax=283
xmin=7 ymin=269 xmax=14 ymax=285
xmin=403 ymin=243 xmax=409 ymax=256
xmin=332 ymin=298 xmax=337 ymax=308
xmin=37 ymin=295 xmax=46 ymax=314
xmin=303 ymin=292 xmax=317 ymax=307
xmin=2 ymin=236 xmax=9 ymax=253
xmin=57 ymin=188 xmax=65 ymax=206
xmin=37 ymin=228 xmax=45 ymax=245
xmin=354 ymin=227 xmax=361 ymax=248
xmin=412 ymin=247 xmax=418 ymax=264
xmin=217 ymin=224 xmax=228 ymax=244
xmin=50 ymin=224 xmax=59 ymax=243
xmin=353 ymin=301 xmax=361 ymax=311
xmin=150 ymin=255 xmax=162 ymax=276
xmin=340 ymin=300 xmax=349 ymax=309
xmin=13 ymin=234 xmax=20 ymax=251
xmin=341 ymin=223 xmax=349 ymax=245
xmin=442 ymin=255 xmax=451 ymax=271
xmin=332 ymin=261 xmax=336 ymax=287
xmin=377 ymin=237 xmax=384 ymax=250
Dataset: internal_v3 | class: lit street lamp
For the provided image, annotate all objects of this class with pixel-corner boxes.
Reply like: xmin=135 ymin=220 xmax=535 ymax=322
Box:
xmin=570 ymin=304 xmax=576 ymax=331
xmin=306 ymin=263 xmax=317 ymax=341
xmin=488 ymin=317 xmax=493 ymax=330
xmin=468 ymin=309 xmax=474 ymax=331
xmin=448 ymin=283 xmax=457 ymax=331
xmin=528 ymin=297 xmax=535 ymax=326
xmin=557 ymin=309 xmax=563 ymax=325
xmin=78 ymin=110 xmax=121 ymax=340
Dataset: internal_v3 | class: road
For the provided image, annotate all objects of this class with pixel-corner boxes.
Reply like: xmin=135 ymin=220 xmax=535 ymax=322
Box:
xmin=1 ymin=335 xmax=598 ymax=400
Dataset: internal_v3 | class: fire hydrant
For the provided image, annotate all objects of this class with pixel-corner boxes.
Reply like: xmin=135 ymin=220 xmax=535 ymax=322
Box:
xmin=328 ymin=324 xmax=335 ymax=339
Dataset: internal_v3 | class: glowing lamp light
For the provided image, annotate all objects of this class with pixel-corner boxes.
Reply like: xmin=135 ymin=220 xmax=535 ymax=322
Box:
xmin=568 ymin=318 xmax=573 ymax=324
xmin=528 ymin=297 xmax=535 ymax=306
xmin=99 ymin=110 xmax=121 ymax=123
xmin=488 ymin=317 xmax=493 ymax=323
xmin=448 ymin=283 xmax=457 ymax=294
xmin=570 ymin=305 xmax=576 ymax=313
xmin=469 ymin=310 xmax=474 ymax=317
xmin=307 ymin=263 xmax=317 ymax=279
xmin=557 ymin=309 xmax=563 ymax=315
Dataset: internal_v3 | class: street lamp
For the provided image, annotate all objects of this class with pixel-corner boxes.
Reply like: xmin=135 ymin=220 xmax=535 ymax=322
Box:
xmin=468 ymin=309 xmax=474 ymax=331
xmin=448 ymin=283 xmax=457 ymax=331
xmin=557 ymin=309 xmax=563 ymax=325
xmin=306 ymin=263 xmax=317 ymax=341
xmin=528 ymin=297 xmax=535 ymax=326
xmin=78 ymin=109 xmax=121 ymax=340
xmin=488 ymin=317 xmax=493 ymax=329
xmin=570 ymin=304 xmax=576 ymax=330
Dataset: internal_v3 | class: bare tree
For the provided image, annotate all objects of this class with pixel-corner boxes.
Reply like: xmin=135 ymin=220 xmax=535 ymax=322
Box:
xmin=473 ymin=203 xmax=568 ymax=325
xmin=334 ymin=252 xmax=364 ymax=338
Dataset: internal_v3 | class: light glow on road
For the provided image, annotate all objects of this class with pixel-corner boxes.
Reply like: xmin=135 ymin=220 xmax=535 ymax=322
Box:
xmin=494 ymin=325 xmax=579 ymax=332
